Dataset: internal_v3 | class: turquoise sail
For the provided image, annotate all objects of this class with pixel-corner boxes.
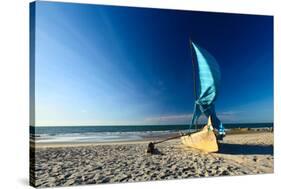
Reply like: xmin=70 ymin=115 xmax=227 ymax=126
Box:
xmin=190 ymin=42 xmax=224 ymax=134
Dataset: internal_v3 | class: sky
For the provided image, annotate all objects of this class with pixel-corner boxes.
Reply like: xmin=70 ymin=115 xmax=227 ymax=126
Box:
xmin=32 ymin=1 xmax=273 ymax=126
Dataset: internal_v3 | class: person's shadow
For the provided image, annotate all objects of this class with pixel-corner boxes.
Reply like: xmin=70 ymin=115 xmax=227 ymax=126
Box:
xmin=218 ymin=143 xmax=273 ymax=155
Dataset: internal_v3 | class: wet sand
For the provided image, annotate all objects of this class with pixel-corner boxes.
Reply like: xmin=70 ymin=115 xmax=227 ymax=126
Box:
xmin=30 ymin=132 xmax=273 ymax=188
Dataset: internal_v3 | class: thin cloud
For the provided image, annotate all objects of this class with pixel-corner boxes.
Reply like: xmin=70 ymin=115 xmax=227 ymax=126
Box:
xmin=217 ymin=111 xmax=242 ymax=122
xmin=143 ymin=110 xmax=242 ymax=125
xmin=144 ymin=113 xmax=193 ymax=124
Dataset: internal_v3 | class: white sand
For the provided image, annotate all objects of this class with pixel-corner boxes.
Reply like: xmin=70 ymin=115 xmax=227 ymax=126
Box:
xmin=30 ymin=132 xmax=273 ymax=187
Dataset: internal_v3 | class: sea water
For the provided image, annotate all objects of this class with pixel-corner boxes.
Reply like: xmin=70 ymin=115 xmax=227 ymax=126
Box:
xmin=30 ymin=123 xmax=273 ymax=144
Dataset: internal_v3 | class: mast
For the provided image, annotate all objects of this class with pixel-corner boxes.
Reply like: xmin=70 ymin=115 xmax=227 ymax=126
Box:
xmin=189 ymin=38 xmax=198 ymax=130
xmin=189 ymin=38 xmax=198 ymax=102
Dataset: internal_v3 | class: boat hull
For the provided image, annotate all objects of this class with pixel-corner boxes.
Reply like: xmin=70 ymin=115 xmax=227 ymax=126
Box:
xmin=181 ymin=122 xmax=218 ymax=153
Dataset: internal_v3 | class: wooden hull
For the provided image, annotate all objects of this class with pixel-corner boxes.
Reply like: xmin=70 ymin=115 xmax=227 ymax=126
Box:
xmin=181 ymin=118 xmax=218 ymax=153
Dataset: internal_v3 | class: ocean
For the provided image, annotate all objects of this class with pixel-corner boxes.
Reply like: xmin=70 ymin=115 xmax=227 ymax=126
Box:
xmin=30 ymin=123 xmax=273 ymax=144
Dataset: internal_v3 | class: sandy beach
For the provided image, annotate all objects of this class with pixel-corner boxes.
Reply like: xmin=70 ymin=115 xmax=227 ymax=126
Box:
xmin=30 ymin=132 xmax=273 ymax=188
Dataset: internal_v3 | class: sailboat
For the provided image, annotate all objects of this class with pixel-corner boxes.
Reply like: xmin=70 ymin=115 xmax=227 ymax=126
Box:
xmin=181 ymin=40 xmax=225 ymax=152
xmin=147 ymin=40 xmax=225 ymax=154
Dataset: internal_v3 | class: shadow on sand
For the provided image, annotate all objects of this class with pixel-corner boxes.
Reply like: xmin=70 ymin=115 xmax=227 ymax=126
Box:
xmin=218 ymin=143 xmax=273 ymax=155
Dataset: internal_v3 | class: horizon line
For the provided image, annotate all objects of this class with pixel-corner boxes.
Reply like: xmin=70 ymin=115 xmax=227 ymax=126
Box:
xmin=30 ymin=122 xmax=274 ymax=127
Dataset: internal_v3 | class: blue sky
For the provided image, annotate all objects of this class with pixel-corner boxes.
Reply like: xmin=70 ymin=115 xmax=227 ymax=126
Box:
xmin=33 ymin=2 xmax=273 ymax=126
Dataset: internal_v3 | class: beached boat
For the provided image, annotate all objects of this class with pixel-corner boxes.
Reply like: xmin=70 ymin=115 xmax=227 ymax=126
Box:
xmin=147 ymin=40 xmax=225 ymax=154
xmin=181 ymin=117 xmax=218 ymax=152
xmin=180 ymin=40 xmax=225 ymax=152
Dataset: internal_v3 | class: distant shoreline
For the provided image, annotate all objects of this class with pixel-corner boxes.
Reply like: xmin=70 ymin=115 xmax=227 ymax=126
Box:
xmin=30 ymin=123 xmax=273 ymax=148
xmin=30 ymin=129 xmax=273 ymax=149
xmin=30 ymin=122 xmax=274 ymax=127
